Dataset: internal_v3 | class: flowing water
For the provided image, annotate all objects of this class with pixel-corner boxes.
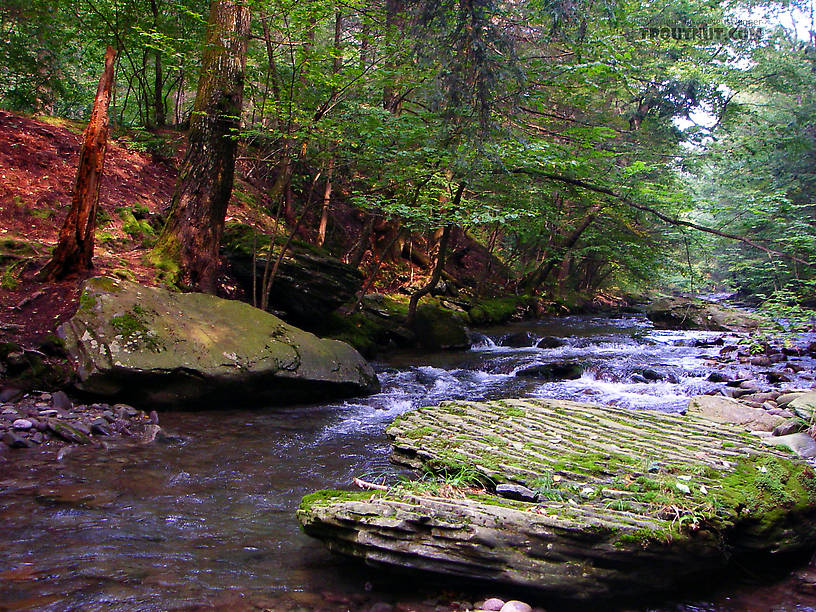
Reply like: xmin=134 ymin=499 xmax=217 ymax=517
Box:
xmin=1 ymin=313 xmax=815 ymax=611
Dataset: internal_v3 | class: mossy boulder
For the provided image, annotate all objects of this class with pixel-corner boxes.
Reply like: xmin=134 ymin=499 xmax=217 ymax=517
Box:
xmin=222 ymin=223 xmax=363 ymax=325
xmin=646 ymin=296 xmax=761 ymax=331
xmin=467 ymin=295 xmax=534 ymax=326
xmin=789 ymin=392 xmax=816 ymax=421
xmin=414 ymin=304 xmax=469 ymax=351
xmin=298 ymin=398 xmax=816 ymax=599
xmin=321 ymin=294 xmax=470 ymax=355
xmin=59 ymin=277 xmax=380 ymax=407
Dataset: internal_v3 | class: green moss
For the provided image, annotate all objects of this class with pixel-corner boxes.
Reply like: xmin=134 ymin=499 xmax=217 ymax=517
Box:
xmin=299 ymin=489 xmax=379 ymax=512
xmin=110 ymin=305 xmax=162 ymax=352
xmin=405 ymin=426 xmax=435 ymax=439
xmin=119 ymin=208 xmax=156 ymax=244
xmin=78 ymin=290 xmax=97 ymax=311
xmin=467 ymin=296 xmax=526 ymax=326
xmin=1 ymin=260 xmax=23 ymax=290
xmin=504 ymin=406 xmax=525 ymax=417
xmin=147 ymin=236 xmax=181 ymax=287
xmin=718 ymin=454 xmax=816 ymax=521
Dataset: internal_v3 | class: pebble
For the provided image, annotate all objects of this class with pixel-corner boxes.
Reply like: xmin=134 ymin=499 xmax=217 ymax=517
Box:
xmin=481 ymin=598 xmax=505 ymax=611
xmin=500 ymin=601 xmax=532 ymax=612
xmin=39 ymin=409 xmax=58 ymax=417
xmin=12 ymin=419 xmax=32 ymax=430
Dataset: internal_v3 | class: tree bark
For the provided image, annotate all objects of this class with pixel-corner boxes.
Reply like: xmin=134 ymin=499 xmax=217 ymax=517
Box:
xmin=38 ymin=46 xmax=116 ymax=281
xmin=406 ymin=183 xmax=465 ymax=325
xmin=150 ymin=0 xmax=250 ymax=292
xmin=316 ymin=156 xmax=334 ymax=247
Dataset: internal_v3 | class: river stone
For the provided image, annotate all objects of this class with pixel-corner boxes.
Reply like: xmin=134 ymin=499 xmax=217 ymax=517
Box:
xmin=12 ymin=419 xmax=32 ymax=430
xmin=516 ymin=361 xmax=583 ymax=381
xmin=480 ymin=598 xmax=505 ymax=611
xmin=59 ymin=277 xmax=380 ymax=406
xmin=688 ymin=396 xmax=785 ymax=432
xmin=500 ymin=602 xmax=531 ymax=612
xmin=48 ymin=420 xmax=92 ymax=444
xmin=413 ymin=304 xmax=470 ymax=351
xmin=777 ymin=393 xmax=805 ymax=407
xmin=299 ymin=398 xmax=816 ymax=600
xmin=774 ymin=419 xmax=806 ymax=437
xmin=789 ymin=393 xmax=816 ymax=421
xmin=496 ymin=483 xmax=537 ymax=502
xmin=762 ymin=433 xmax=816 ymax=459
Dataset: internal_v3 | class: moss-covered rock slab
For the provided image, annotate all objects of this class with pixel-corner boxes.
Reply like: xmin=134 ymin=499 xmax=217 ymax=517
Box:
xmin=299 ymin=399 xmax=816 ymax=599
xmin=60 ymin=277 xmax=380 ymax=406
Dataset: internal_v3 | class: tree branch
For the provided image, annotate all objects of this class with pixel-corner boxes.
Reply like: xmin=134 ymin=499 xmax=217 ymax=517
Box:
xmin=512 ymin=169 xmax=813 ymax=267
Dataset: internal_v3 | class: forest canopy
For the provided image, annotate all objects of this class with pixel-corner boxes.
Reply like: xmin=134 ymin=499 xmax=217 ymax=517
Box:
xmin=1 ymin=0 xmax=814 ymax=315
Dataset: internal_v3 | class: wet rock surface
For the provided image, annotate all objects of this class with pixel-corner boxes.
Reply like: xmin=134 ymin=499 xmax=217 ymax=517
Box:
xmin=299 ymin=398 xmax=816 ymax=599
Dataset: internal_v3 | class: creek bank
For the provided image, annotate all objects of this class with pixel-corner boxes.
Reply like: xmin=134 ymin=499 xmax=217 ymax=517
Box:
xmin=299 ymin=397 xmax=816 ymax=600
xmin=59 ymin=277 xmax=379 ymax=407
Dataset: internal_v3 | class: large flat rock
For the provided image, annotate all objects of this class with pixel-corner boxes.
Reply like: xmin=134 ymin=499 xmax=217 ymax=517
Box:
xmin=60 ymin=277 xmax=380 ymax=406
xmin=298 ymin=399 xmax=816 ymax=599
xmin=688 ymin=395 xmax=785 ymax=432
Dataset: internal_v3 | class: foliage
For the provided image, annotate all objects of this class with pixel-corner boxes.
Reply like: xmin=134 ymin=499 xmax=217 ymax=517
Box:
xmin=1 ymin=0 xmax=813 ymax=302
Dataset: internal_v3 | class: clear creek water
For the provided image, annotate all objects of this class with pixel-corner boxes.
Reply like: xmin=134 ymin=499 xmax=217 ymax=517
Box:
xmin=1 ymin=313 xmax=815 ymax=611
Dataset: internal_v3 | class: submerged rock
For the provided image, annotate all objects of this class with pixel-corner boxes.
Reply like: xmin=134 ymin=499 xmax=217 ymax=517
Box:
xmin=60 ymin=277 xmax=380 ymax=407
xmin=299 ymin=398 xmax=816 ymax=600
xmin=516 ymin=361 xmax=583 ymax=380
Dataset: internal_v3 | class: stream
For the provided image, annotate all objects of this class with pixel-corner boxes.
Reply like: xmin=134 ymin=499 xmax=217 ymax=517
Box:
xmin=1 ymin=313 xmax=815 ymax=611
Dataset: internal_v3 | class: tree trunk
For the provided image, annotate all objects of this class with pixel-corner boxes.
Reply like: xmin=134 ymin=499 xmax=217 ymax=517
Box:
xmin=38 ymin=46 xmax=116 ymax=281
xmin=316 ymin=156 xmax=334 ymax=247
xmin=407 ymin=223 xmax=454 ymax=326
xmin=150 ymin=0 xmax=250 ymax=293
xmin=406 ymin=183 xmax=465 ymax=325
xmin=348 ymin=216 xmax=375 ymax=268
xmin=150 ymin=0 xmax=166 ymax=126
xmin=522 ymin=201 xmax=602 ymax=292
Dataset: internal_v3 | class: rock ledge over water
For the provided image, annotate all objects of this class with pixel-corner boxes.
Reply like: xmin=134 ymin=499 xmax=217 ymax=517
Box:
xmin=298 ymin=398 xmax=816 ymax=599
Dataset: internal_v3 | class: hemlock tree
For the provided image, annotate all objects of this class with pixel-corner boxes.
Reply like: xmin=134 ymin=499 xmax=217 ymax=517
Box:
xmin=151 ymin=0 xmax=250 ymax=292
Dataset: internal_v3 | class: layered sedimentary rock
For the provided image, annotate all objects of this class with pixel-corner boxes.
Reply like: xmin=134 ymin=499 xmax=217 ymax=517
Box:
xmin=299 ymin=398 xmax=816 ymax=599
